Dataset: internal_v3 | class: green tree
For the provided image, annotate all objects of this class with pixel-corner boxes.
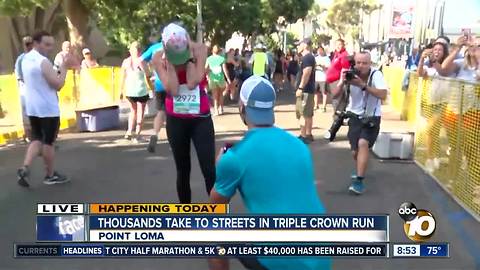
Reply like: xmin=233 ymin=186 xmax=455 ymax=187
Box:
xmin=84 ymin=0 xmax=197 ymax=51
xmin=0 ymin=0 xmax=91 ymax=57
xmin=326 ymin=0 xmax=381 ymax=40
xmin=202 ymin=0 xmax=261 ymax=46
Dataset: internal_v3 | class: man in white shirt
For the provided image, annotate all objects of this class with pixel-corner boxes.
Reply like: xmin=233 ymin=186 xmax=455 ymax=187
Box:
xmin=17 ymin=30 xmax=71 ymax=187
xmin=331 ymin=51 xmax=388 ymax=195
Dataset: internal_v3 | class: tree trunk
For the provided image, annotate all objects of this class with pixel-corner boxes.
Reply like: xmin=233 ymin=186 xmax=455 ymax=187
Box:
xmin=62 ymin=0 xmax=89 ymax=59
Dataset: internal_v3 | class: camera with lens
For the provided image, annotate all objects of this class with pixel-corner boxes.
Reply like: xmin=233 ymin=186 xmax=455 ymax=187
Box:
xmin=361 ymin=116 xmax=377 ymax=129
xmin=344 ymin=56 xmax=358 ymax=82
xmin=345 ymin=69 xmax=359 ymax=81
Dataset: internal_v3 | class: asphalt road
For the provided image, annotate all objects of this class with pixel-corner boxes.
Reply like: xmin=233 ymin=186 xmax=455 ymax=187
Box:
xmin=0 ymin=90 xmax=479 ymax=270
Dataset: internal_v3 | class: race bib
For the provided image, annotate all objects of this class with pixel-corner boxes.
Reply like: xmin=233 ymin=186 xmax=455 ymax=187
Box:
xmin=211 ymin=65 xmax=222 ymax=74
xmin=173 ymin=84 xmax=201 ymax=114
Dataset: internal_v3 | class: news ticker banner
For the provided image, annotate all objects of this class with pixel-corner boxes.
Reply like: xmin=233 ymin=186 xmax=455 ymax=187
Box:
xmin=15 ymin=243 xmax=389 ymax=258
xmin=14 ymin=243 xmax=450 ymax=258
xmin=35 ymin=203 xmax=389 ymax=243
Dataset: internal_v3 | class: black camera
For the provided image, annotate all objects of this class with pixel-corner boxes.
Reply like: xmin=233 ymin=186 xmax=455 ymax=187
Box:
xmin=361 ymin=117 xmax=377 ymax=129
xmin=344 ymin=55 xmax=358 ymax=81
xmin=345 ymin=69 xmax=358 ymax=81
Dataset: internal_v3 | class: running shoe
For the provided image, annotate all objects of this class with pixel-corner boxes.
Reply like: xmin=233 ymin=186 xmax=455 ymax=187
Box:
xmin=348 ymin=179 xmax=365 ymax=195
xmin=147 ymin=135 xmax=158 ymax=153
xmin=17 ymin=166 xmax=30 ymax=187
xmin=323 ymin=131 xmax=331 ymax=140
xmin=43 ymin=172 xmax=69 ymax=185
xmin=305 ymin=135 xmax=314 ymax=143
xmin=298 ymin=135 xmax=310 ymax=145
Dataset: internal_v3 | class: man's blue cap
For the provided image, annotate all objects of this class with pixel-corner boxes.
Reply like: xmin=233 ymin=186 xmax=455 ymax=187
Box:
xmin=240 ymin=76 xmax=276 ymax=125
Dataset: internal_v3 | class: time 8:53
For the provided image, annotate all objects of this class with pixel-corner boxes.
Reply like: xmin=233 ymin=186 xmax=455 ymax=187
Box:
xmin=397 ymin=246 xmax=417 ymax=255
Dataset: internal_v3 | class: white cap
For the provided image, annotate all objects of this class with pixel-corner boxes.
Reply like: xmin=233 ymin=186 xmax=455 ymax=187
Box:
xmin=82 ymin=48 xmax=91 ymax=55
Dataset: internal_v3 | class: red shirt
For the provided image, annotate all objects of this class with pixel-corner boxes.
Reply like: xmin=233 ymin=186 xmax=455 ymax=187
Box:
xmin=326 ymin=48 xmax=350 ymax=83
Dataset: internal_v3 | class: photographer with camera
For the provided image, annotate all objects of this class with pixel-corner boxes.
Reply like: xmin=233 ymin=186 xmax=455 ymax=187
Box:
xmin=331 ymin=51 xmax=388 ymax=195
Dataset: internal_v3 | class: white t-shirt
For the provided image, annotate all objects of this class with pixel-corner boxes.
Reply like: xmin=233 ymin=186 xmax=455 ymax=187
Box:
xmin=22 ymin=49 xmax=60 ymax=117
xmin=454 ymin=59 xmax=478 ymax=83
xmin=346 ymin=69 xmax=387 ymax=117
xmin=315 ymin=55 xmax=330 ymax=82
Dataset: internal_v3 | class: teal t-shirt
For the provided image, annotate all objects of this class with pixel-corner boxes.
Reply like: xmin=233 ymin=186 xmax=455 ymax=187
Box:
xmin=207 ymin=54 xmax=225 ymax=82
xmin=215 ymin=127 xmax=331 ymax=270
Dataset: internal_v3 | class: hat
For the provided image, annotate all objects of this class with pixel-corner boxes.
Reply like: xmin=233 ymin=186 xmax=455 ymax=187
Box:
xmin=162 ymin=23 xmax=191 ymax=65
xmin=82 ymin=48 xmax=91 ymax=55
xmin=254 ymin=43 xmax=265 ymax=50
xmin=240 ymin=76 xmax=276 ymax=126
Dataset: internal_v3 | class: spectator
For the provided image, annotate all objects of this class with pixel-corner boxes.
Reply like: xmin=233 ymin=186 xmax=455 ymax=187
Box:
xmin=225 ymin=48 xmax=239 ymax=100
xmin=17 ymin=30 xmax=71 ymax=187
xmin=81 ymin=48 xmax=99 ymax=69
xmin=209 ymin=75 xmax=330 ymax=270
xmin=314 ymin=46 xmax=331 ymax=112
xmin=326 ymin=39 xmax=350 ymax=115
xmin=287 ymin=52 xmax=299 ymax=90
xmin=14 ymin=36 xmax=34 ymax=141
xmin=54 ymin=41 xmax=80 ymax=70
xmin=442 ymin=36 xmax=480 ymax=83
xmin=417 ymin=41 xmax=450 ymax=174
xmin=273 ymin=49 xmax=285 ymax=92
xmin=405 ymin=47 xmax=420 ymax=70
xmin=295 ymin=38 xmax=316 ymax=144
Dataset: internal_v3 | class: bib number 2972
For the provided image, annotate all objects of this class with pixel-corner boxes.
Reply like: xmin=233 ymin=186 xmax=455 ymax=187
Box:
xmin=173 ymin=84 xmax=200 ymax=114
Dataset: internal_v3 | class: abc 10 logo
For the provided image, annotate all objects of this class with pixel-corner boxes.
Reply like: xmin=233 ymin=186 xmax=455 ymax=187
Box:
xmin=398 ymin=202 xmax=436 ymax=242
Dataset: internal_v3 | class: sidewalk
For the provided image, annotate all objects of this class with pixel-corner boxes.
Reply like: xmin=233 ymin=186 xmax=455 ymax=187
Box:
xmin=0 ymin=89 xmax=479 ymax=270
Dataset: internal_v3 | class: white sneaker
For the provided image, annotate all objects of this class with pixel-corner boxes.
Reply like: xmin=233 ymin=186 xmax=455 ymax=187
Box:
xmin=425 ymin=159 xmax=435 ymax=174
xmin=323 ymin=131 xmax=331 ymax=140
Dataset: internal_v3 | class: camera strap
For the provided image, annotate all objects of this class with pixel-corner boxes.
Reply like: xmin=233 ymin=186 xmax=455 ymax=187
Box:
xmin=362 ymin=70 xmax=378 ymax=118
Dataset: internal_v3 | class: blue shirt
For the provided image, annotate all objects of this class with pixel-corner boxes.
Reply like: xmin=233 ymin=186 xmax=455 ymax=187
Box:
xmin=215 ymin=127 xmax=331 ymax=270
xmin=141 ymin=43 xmax=164 ymax=92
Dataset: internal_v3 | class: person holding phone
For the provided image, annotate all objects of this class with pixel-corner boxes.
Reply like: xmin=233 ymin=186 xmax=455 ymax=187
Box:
xmin=152 ymin=23 xmax=215 ymax=204
xmin=209 ymin=76 xmax=330 ymax=270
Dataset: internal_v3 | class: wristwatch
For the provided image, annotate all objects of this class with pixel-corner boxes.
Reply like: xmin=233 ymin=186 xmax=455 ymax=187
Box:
xmin=187 ymin=58 xmax=196 ymax=64
xmin=361 ymin=84 xmax=367 ymax=91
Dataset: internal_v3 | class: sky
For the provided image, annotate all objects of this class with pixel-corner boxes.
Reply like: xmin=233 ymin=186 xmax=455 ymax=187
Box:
xmin=443 ymin=0 xmax=480 ymax=30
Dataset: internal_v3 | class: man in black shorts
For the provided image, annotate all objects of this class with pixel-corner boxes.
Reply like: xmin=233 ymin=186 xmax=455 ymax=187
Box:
xmin=330 ymin=51 xmax=388 ymax=195
xmin=17 ymin=30 xmax=70 ymax=187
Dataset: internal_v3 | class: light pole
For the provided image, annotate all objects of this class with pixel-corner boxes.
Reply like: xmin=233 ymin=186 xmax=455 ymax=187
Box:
xmin=276 ymin=16 xmax=287 ymax=53
xmin=196 ymin=0 xmax=203 ymax=42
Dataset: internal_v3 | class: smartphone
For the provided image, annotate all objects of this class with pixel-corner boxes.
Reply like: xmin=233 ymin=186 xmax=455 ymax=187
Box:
xmin=462 ymin=28 xmax=471 ymax=38
xmin=222 ymin=143 xmax=234 ymax=153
